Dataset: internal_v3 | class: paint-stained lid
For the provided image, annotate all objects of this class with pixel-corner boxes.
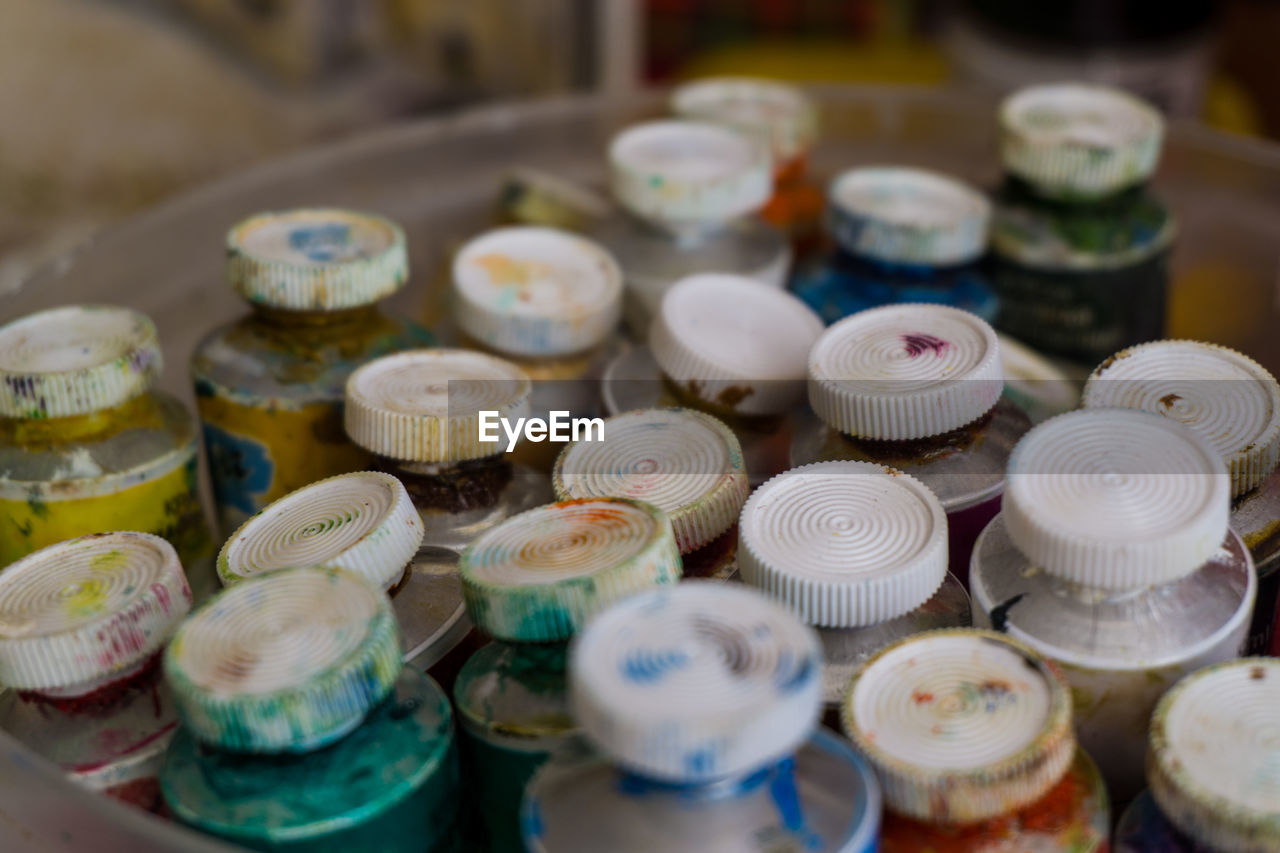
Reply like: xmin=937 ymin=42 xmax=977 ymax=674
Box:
xmin=841 ymin=629 xmax=1074 ymax=824
xmin=670 ymin=77 xmax=818 ymax=165
xmin=226 ymin=208 xmax=408 ymax=311
xmin=571 ymin=582 xmax=822 ymax=782
xmin=0 ymin=532 xmax=191 ymax=692
xmin=165 ymin=567 xmax=401 ymax=753
xmin=459 ymin=498 xmax=680 ymax=642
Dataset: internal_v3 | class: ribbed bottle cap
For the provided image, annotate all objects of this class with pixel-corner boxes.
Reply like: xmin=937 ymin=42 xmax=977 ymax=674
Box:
xmin=1148 ymin=658 xmax=1280 ymax=852
xmin=0 ymin=305 xmax=162 ymax=419
xmin=226 ymin=208 xmax=408 ymax=311
xmin=345 ymin=349 xmax=532 ymax=463
xmin=650 ymin=273 xmax=824 ymax=417
xmin=1000 ymin=83 xmax=1164 ymax=198
xmin=1083 ymin=340 xmax=1280 ymax=498
xmin=739 ymin=461 xmax=947 ymax=628
xmin=608 ymin=120 xmax=772 ymax=226
xmin=828 ymin=167 xmax=991 ymax=267
xmin=808 ymin=304 xmax=1003 ymax=440
xmin=218 ymin=472 xmax=424 ymax=592
xmin=1004 ymin=408 xmax=1230 ymax=590
xmin=552 ymin=408 xmax=749 ymax=553
xmin=166 ymin=567 xmax=401 ymax=753
xmin=670 ymin=77 xmax=818 ymax=164
xmin=842 ymin=629 xmax=1074 ymax=824
xmin=571 ymin=582 xmax=822 ymax=783
xmin=0 ymin=533 xmax=191 ymax=692
xmin=460 ymin=498 xmax=681 ymax=642
xmin=452 ymin=226 xmax=623 ymax=358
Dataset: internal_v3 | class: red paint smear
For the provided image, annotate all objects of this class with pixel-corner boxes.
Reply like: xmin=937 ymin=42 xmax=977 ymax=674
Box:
xmin=901 ymin=333 xmax=949 ymax=358
xmin=19 ymin=651 xmax=163 ymax=716
xmin=71 ymin=721 xmax=177 ymax=774
xmin=911 ymin=690 xmax=935 ymax=704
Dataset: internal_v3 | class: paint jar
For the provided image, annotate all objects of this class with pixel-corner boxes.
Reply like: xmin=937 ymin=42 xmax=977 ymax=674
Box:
xmin=739 ymin=461 xmax=970 ymax=725
xmin=603 ymin=273 xmax=823 ymax=485
xmin=192 ymin=208 xmax=434 ymax=536
xmin=671 ymin=77 xmax=823 ymax=258
xmin=842 ymin=629 xmax=1110 ymax=852
xmin=453 ymin=498 xmax=681 ymax=853
xmin=791 ymin=167 xmax=998 ymax=325
xmin=1082 ymin=340 xmax=1280 ymax=655
xmin=0 ymin=532 xmax=191 ymax=812
xmin=553 ymin=407 xmax=749 ymax=580
xmin=344 ymin=348 xmax=552 ymax=553
xmin=161 ymin=567 xmax=460 ymax=853
xmin=494 ymin=167 xmax=613 ymax=232
xmin=589 ymin=120 xmax=790 ymax=338
xmin=0 ymin=306 xmax=215 ymax=596
xmin=971 ymin=408 xmax=1255 ymax=802
xmin=989 ymin=83 xmax=1172 ymax=365
xmin=522 ymin=582 xmax=883 ymax=853
xmin=792 ymin=303 xmax=1031 ymax=581
xmin=1115 ymin=658 xmax=1280 ymax=853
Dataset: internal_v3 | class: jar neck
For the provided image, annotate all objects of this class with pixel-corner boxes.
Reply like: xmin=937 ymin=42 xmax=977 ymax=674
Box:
xmin=625 ymin=210 xmax=732 ymax=249
xmin=617 ymin=754 xmax=797 ymax=803
xmin=248 ymin=303 xmax=381 ymax=328
xmin=658 ymin=374 xmax=786 ymax=433
xmin=831 ymin=246 xmax=970 ymax=281
xmin=19 ymin=651 xmax=163 ymax=715
xmin=5 ymin=392 xmax=161 ymax=446
xmin=501 ymin=639 xmax=571 ymax=675
xmin=1003 ymin=173 xmax=1149 ymax=210
xmin=835 ymin=407 xmax=995 ymax=464
xmin=378 ymin=454 xmax=514 ymax=514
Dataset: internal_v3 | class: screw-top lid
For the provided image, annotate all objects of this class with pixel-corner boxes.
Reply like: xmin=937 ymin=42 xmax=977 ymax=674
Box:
xmin=552 ymin=408 xmax=749 ymax=553
xmin=166 ymin=567 xmax=401 ymax=753
xmin=1148 ymin=658 xmax=1280 ymax=852
xmin=218 ymin=472 xmax=424 ymax=592
xmin=1083 ymin=340 xmax=1280 ymax=499
xmin=650 ymin=273 xmax=824 ymax=417
xmin=828 ymin=167 xmax=991 ymax=267
xmin=226 ymin=208 xmax=408 ymax=311
xmin=452 ymin=226 xmax=623 ymax=358
xmin=571 ymin=581 xmax=822 ymax=783
xmin=1000 ymin=83 xmax=1165 ymax=198
xmin=842 ymin=629 xmax=1074 ymax=824
xmin=808 ymin=304 xmax=1003 ymax=440
xmin=460 ymin=498 xmax=681 ymax=643
xmin=609 ymin=120 xmax=772 ymax=227
xmin=0 ymin=305 xmax=162 ymax=419
xmin=670 ymin=77 xmax=818 ymax=165
xmin=0 ymin=532 xmax=191 ymax=693
xmin=739 ymin=462 xmax=947 ymax=628
xmin=345 ymin=349 xmax=531 ymax=463
xmin=1004 ymin=408 xmax=1230 ymax=590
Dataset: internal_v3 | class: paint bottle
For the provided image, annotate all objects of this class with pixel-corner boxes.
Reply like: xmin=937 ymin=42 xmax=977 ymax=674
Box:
xmin=589 ymin=120 xmax=790 ymax=338
xmin=553 ymin=407 xmax=749 ymax=579
xmin=842 ymin=629 xmax=1110 ymax=852
xmin=454 ymin=498 xmax=682 ymax=852
xmin=1082 ymin=339 xmax=1280 ymax=654
xmin=670 ymin=77 xmax=823 ymax=257
xmin=603 ymin=272 xmax=824 ymax=485
xmin=161 ymin=567 xmax=460 ymax=852
xmin=739 ymin=461 xmax=970 ymax=726
xmin=791 ymin=167 xmax=998 ymax=325
xmin=344 ymin=348 xmax=551 ymax=553
xmin=192 ymin=208 xmax=434 ymax=536
xmin=989 ymin=83 xmax=1172 ymax=365
xmin=792 ymin=303 xmax=1031 ymax=581
xmin=522 ymin=582 xmax=883 ymax=853
xmin=970 ymin=408 xmax=1255 ymax=802
xmin=1115 ymin=658 xmax=1280 ymax=853
xmin=0 ymin=532 xmax=191 ymax=812
xmin=0 ymin=306 xmax=215 ymax=596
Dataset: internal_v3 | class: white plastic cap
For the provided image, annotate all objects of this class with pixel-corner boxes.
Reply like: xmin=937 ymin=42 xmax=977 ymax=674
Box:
xmin=670 ymin=77 xmax=818 ymax=164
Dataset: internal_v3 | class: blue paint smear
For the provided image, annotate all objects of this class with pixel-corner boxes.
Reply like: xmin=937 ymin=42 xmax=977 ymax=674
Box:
xmin=288 ymin=224 xmax=355 ymax=262
xmin=621 ymin=648 xmax=689 ymax=684
xmin=201 ymin=422 xmax=274 ymax=518
xmin=769 ymin=758 xmax=823 ymax=851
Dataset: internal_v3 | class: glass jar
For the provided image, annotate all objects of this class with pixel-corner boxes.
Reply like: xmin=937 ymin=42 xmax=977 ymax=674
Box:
xmin=523 ymin=582 xmax=883 ymax=852
xmin=791 ymin=167 xmax=998 ymax=325
xmin=971 ymin=408 xmax=1255 ymax=802
xmin=0 ymin=533 xmax=192 ymax=813
xmin=842 ymin=629 xmax=1110 ymax=852
xmin=792 ymin=303 xmax=1031 ymax=582
xmin=738 ymin=461 xmax=971 ymax=727
xmin=161 ymin=567 xmax=460 ymax=853
xmin=989 ymin=83 xmax=1173 ymax=365
xmin=553 ymin=407 xmax=749 ymax=580
xmin=589 ymin=120 xmax=790 ymax=338
xmin=191 ymin=208 xmax=434 ymax=536
xmin=453 ymin=498 xmax=681 ymax=853
xmin=0 ymin=306 xmax=215 ymax=597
